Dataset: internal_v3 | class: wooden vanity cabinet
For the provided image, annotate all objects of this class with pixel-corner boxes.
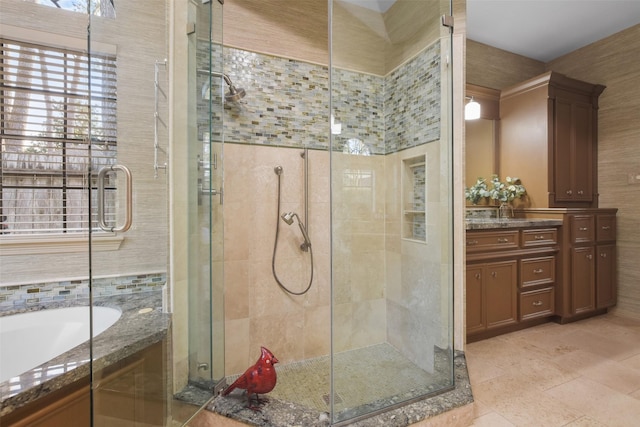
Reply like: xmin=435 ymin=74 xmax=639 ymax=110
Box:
xmin=519 ymin=208 xmax=617 ymax=323
xmin=466 ymin=260 xmax=518 ymax=336
xmin=499 ymin=71 xmax=605 ymax=208
xmin=596 ymin=214 xmax=617 ymax=309
xmin=466 ymin=226 xmax=559 ymax=342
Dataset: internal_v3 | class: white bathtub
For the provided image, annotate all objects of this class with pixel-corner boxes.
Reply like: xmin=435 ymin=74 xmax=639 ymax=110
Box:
xmin=0 ymin=306 xmax=122 ymax=383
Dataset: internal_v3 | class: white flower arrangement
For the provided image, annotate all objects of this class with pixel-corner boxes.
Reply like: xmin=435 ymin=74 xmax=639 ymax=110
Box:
xmin=465 ymin=175 xmax=526 ymax=205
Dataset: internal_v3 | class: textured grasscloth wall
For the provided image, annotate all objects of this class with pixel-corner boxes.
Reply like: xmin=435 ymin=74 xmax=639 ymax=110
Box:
xmin=466 ymin=39 xmax=545 ymax=90
xmin=546 ymin=24 xmax=640 ymax=319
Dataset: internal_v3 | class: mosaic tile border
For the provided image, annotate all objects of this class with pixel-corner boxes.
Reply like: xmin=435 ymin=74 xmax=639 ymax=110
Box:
xmin=0 ymin=272 xmax=166 ymax=308
xmin=197 ymin=41 xmax=442 ymax=155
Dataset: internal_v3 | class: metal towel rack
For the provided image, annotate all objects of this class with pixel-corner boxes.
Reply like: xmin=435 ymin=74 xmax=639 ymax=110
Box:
xmin=154 ymin=59 xmax=168 ymax=178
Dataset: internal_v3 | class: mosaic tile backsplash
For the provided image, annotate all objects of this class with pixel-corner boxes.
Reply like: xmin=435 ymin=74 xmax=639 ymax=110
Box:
xmin=199 ymin=42 xmax=441 ymax=155
xmin=0 ymin=273 xmax=166 ymax=308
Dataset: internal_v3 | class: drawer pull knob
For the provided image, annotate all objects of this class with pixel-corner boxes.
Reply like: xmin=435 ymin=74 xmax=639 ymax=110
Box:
xmin=600 ymin=253 xmax=607 ymax=258
xmin=586 ymin=254 xmax=593 ymax=260
xmin=467 ymin=240 xmax=478 ymax=245
xmin=601 ymin=226 xmax=611 ymax=230
xmin=534 ymin=235 xmax=545 ymax=240
xmin=491 ymin=271 xmax=497 ymax=277
xmin=497 ymin=238 xmax=509 ymax=243
xmin=566 ymin=190 xmax=573 ymax=195
xmin=578 ymin=190 xmax=584 ymax=195
xmin=533 ymin=268 xmax=544 ymax=274
xmin=532 ymin=300 xmax=543 ymax=306
xmin=475 ymin=273 xmax=481 ymax=279
xmin=579 ymin=227 xmax=588 ymax=231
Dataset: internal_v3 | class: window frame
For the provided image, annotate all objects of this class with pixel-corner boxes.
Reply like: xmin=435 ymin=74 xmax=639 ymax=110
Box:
xmin=1 ymin=37 xmax=118 ymax=239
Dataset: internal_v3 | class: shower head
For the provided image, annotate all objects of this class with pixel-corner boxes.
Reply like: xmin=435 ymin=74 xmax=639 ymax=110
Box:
xmin=281 ymin=212 xmax=295 ymax=225
xmin=280 ymin=212 xmax=311 ymax=251
xmin=221 ymin=73 xmax=246 ymax=102
xmin=225 ymin=85 xmax=246 ymax=102
xmin=199 ymin=70 xmax=247 ymax=102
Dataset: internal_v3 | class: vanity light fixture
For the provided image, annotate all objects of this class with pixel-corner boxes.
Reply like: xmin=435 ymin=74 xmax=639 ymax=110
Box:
xmin=465 ymin=96 xmax=481 ymax=120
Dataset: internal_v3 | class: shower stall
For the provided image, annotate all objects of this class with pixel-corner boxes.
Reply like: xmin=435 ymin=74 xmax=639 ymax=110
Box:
xmin=0 ymin=0 xmax=456 ymax=426
xmin=197 ymin=0 xmax=456 ymax=425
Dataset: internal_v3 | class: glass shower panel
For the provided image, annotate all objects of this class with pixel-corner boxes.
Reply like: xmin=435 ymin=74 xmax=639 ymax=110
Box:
xmin=330 ymin=0 xmax=454 ymax=424
xmin=87 ymin=1 xmax=176 ymax=425
xmin=186 ymin=0 xmax=225 ymax=397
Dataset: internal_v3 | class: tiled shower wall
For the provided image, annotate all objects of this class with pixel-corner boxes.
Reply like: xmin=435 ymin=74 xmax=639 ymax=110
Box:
xmin=201 ymin=43 xmax=440 ymax=153
xmin=202 ymin=41 xmax=444 ymax=374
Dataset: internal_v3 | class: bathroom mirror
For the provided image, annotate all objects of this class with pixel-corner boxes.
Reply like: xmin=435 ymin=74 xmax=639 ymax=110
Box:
xmin=465 ymin=84 xmax=500 ymax=198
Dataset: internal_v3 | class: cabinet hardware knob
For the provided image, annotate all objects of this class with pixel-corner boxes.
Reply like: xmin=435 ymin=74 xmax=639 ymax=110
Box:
xmin=566 ymin=190 xmax=573 ymax=195
xmin=586 ymin=254 xmax=593 ymax=260
xmin=491 ymin=271 xmax=497 ymax=277
xmin=532 ymin=301 xmax=543 ymax=306
xmin=497 ymin=238 xmax=509 ymax=243
xmin=467 ymin=240 xmax=478 ymax=245
xmin=533 ymin=268 xmax=543 ymax=274
xmin=577 ymin=190 xmax=584 ymax=195
xmin=579 ymin=227 xmax=588 ymax=231
xmin=602 ymin=226 xmax=610 ymax=230
xmin=475 ymin=273 xmax=481 ymax=279
xmin=601 ymin=253 xmax=607 ymax=258
xmin=534 ymin=235 xmax=545 ymax=240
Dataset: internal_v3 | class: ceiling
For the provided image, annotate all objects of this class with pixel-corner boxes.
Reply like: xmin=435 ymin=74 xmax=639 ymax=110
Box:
xmin=341 ymin=0 xmax=640 ymax=63
xmin=467 ymin=0 xmax=640 ymax=62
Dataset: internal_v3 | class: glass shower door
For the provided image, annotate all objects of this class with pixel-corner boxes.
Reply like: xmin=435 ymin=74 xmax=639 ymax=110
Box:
xmin=330 ymin=0 xmax=454 ymax=424
xmin=86 ymin=1 xmax=177 ymax=425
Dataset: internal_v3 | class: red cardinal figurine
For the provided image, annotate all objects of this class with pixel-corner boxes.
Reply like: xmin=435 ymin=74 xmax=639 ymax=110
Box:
xmin=222 ymin=346 xmax=279 ymax=410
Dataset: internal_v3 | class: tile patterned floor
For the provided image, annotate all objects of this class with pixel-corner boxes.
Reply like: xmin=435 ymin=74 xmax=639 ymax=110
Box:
xmin=465 ymin=313 xmax=640 ymax=427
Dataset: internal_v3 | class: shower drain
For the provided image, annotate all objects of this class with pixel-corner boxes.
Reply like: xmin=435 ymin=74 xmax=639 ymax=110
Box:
xmin=322 ymin=393 xmax=343 ymax=405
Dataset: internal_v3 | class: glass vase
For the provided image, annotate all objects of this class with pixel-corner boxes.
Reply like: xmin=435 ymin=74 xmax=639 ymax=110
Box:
xmin=498 ymin=202 xmax=513 ymax=219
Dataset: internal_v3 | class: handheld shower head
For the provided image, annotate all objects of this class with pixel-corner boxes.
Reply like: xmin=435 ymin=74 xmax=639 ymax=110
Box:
xmin=281 ymin=212 xmax=295 ymax=225
xmin=280 ymin=212 xmax=311 ymax=251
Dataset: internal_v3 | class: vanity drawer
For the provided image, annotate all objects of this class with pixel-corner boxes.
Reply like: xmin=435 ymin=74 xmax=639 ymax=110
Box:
xmin=520 ymin=256 xmax=556 ymax=288
xmin=522 ymin=228 xmax=558 ymax=247
xmin=570 ymin=215 xmax=595 ymax=244
xmin=520 ymin=287 xmax=555 ymax=321
xmin=466 ymin=230 xmax=519 ymax=253
xmin=596 ymin=215 xmax=616 ymax=242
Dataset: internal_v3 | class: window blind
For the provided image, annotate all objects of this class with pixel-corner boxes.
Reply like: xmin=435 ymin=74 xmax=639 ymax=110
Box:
xmin=0 ymin=38 xmax=117 ymax=234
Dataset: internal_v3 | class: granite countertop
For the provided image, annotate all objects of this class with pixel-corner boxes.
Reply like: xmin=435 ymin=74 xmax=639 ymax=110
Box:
xmin=0 ymin=290 xmax=169 ymax=417
xmin=465 ymin=218 xmax=563 ymax=230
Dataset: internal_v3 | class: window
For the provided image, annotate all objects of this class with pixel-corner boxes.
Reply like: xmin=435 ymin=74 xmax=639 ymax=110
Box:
xmin=25 ymin=0 xmax=116 ymax=18
xmin=0 ymin=38 xmax=117 ymax=235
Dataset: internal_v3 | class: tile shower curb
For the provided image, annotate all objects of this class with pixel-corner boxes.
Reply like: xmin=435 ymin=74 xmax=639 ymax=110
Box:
xmin=207 ymin=351 xmax=473 ymax=427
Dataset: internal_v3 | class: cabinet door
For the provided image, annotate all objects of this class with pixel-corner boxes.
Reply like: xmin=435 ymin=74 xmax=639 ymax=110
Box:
xmin=597 ymin=244 xmax=617 ymax=308
xmin=554 ymin=98 xmax=594 ymax=203
xmin=572 ymin=101 xmax=593 ymax=201
xmin=554 ymin=98 xmax=574 ymax=202
xmin=571 ymin=246 xmax=595 ymax=314
xmin=485 ymin=261 xmax=518 ymax=329
xmin=466 ymin=265 xmax=485 ymax=335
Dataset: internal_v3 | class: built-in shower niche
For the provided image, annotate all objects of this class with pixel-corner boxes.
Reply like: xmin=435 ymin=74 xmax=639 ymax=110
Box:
xmin=402 ymin=155 xmax=427 ymax=243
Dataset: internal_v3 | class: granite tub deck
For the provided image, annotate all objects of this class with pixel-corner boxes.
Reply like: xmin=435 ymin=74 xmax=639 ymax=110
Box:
xmin=0 ymin=290 xmax=169 ymax=418
xmin=208 ymin=351 xmax=473 ymax=427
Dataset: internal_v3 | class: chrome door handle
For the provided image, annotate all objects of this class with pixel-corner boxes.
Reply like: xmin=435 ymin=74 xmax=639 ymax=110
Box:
xmin=98 ymin=164 xmax=133 ymax=232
